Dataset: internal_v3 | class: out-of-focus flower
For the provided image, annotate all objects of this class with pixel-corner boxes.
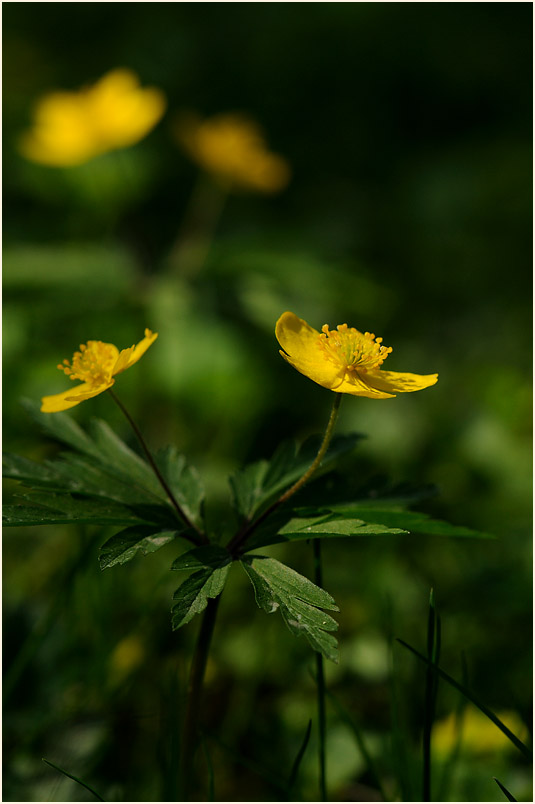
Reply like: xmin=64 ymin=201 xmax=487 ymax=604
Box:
xmin=433 ymin=706 xmax=528 ymax=757
xmin=109 ymin=635 xmax=145 ymax=685
xmin=276 ymin=311 xmax=438 ymax=399
xmin=41 ymin=329 xmax=158 ymax=412
xmin=176 ymin=112 xmax=290 ymax=193
xmin=19 ymin=69 xmax=166 ymax=167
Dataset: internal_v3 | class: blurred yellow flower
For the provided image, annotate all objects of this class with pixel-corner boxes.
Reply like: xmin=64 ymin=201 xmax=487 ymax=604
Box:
xmin=433 ymin=706 xmax=528 ymax=757
xmin=276 ymin=311 xmax=438 ymax=399
xmin=176 ymin=112 xmax=290 ymax=193
xmin=41 ymin=329 xmax=158 ymax=412
xmin=19 ymin=68 xmax=166 ymax=167
xmin=109 ymin=635 xmax=145 ymax=685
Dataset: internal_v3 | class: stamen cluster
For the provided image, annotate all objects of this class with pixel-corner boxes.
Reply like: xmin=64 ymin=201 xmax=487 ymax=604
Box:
xmin=58 ymin=341 xmax=117 ymax=386
xmin=318 ymin=323 xmax=393 ymax=371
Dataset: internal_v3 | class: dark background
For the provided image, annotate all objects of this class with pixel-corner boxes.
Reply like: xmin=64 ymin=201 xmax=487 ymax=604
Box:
xmin=3 ymin=3 xmax=532 ymax=801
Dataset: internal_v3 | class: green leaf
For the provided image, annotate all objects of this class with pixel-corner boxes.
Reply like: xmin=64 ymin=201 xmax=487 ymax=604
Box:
xmin=241 ymin=555 xmax=339 ymax=662
xmin=229 ymin=434 xmax=362 ymax=520
xmin=247 ymin=513 xmax=408 ymax=549
xmin=157 ymin=446 xmax=205 ymax=526
xmin=99 ymin=526 xmax=183 ymax=569
xmin=171 ymin=546 xmax=232 ymax=629
xmin=3 ymin=492 xmax=157 ymax=527
xmin=325 ymin=506 xmax=493 ymax=539
xmin=22 ymin=398 xmax=100 ymax=456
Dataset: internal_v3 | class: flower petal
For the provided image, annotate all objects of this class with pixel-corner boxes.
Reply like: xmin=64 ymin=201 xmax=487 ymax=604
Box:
xmin=279 ymin=351 xmax=346 ymax=391
xmin=363 ymin=369 xmax=438 ymax=395
xmin=113 ymin=329 xmax=158 ymax=375
xmin=336 ymin=371 xmax=396 ymax=399
xmin=41 ymin=380 xmax=114 ymax=412
xmin=276 ymin=312 xmax=324 ymax=363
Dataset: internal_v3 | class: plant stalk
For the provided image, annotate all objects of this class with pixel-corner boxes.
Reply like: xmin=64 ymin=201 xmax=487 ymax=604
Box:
xmin=227 ymin=393 xmax=342 ymax=554
xmin=107 ymin=389 xmax=204 ymax=544
xmin=179 ymin=596 xmax=221 ymax=800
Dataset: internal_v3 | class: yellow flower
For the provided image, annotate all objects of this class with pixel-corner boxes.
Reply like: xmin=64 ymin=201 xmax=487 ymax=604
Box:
xmin=41 ymin=329 xmax=158 ymax=412
xmin=276 ymin=312 xmax=438 ymax=399
xmin=176 ymin=112 xmax=290 ymax=193
xmin=19 ymin=69 xmax=166 ymax=167
xmin=433 ymin=706 xmax=528 ymax=757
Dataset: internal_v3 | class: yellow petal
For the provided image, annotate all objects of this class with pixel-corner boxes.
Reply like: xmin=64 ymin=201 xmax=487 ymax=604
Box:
xmin=276 ymin=312 xmax=325 ymax=363
xmin=280 ymin=351 xmax=346 ymax=390
xmin=363 ymin=369 xmax=438 ymax=395
xmin=336 ymin=371 xmax=396 ymax=399
xmin=113 ymin=329 xmax=158 ymax=375
xmin=41 ymin=380 xmax=113 ymax=412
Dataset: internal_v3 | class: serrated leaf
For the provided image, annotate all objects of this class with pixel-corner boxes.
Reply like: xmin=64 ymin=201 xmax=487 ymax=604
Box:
xmin=229 ymin=434 xmax=363 ymax=520
xmin=246 ymin=513 xmax=408 ymax=549
xmin=89 ymin=419 xmax=164 ymax=498
xmin=171 ymin=546 xmax=232 ymax=629
xmin=3 ymin=492 xmax=157 ymax=527
xmin=324 ymin=506 xmax=493 ymax=539
xmin=171 ymin=544 xmax=231 ymax=572
xmin=241 ymin=555 xmax=339 ymax=662
xmin=157 ymin=446 xmax=205 ymax=526
xmin=99 ymin=526 xmax=183 ymax=569
xmin=21 ymin=398 xmax=100 ymax=456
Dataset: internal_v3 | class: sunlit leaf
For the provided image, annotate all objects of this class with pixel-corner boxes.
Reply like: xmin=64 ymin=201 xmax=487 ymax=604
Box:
xmin=241 ymin=555 xmax=339 ymax=662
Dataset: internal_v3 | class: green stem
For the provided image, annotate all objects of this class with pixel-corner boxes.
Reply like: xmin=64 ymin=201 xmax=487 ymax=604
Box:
xmin=313 ymin=539 xmax=328 ymax=801
xmin=107 ymin=389 xmax=204 ymax=544
xmin=227 ymin=393 xmax=342 ymax=554
xmin=179 ymin=596 xmax=221 ymax=800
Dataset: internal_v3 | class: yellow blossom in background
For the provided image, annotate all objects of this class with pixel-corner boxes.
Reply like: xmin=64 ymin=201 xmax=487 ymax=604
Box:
xmin=432 ymin=706 xmax=528 ymax=758
xmin=108 ymin=635 xmax=146 ymax=686
xmin=19 ymin=69 xmax=166 ymax=167
xmin=41 ymin=329 xmax=158 ymax=412
xmin=176 ymin=112 xmax=290 ymax=193
xmin=276 ymin=311 xmax=438 ymax=398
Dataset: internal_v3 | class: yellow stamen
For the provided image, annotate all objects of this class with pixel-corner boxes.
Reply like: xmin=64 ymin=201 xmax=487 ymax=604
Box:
xmin=58 ymin=340 xmax=118 ymax=386
xmin=318 ymin=323 xmax=393 ymax=372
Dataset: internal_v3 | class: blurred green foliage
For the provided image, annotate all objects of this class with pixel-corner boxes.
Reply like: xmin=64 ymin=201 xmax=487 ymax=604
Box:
xmin=3 ymin=3 xmax=532 ymax=802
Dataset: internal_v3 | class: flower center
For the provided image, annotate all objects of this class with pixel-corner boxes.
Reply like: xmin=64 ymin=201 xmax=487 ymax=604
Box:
xmin=58 ymin=340 xmax=118 ymax=386
xmin=318 ymin=323 xmax=392 ymax=371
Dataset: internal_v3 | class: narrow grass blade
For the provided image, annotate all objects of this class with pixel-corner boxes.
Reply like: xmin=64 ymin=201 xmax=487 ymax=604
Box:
xmin=201 ymin=737 xmax=215 ymax=801
xmin=42 ymin=758 xmax=104 ymax=801
xmin=313 ymin=539 xmax=328 ymax=801
xmin=288 ymin=719 xmax=312 ymax=794
xmin=327 ymin=690 xmax=388 ymax=802
xmin=423 ymin=589 xmax=441 ymax=801
xmin=396 ymin=639 xmax=532 ymax=760
xmin=493 ymin=776 xmax=518 ymax=802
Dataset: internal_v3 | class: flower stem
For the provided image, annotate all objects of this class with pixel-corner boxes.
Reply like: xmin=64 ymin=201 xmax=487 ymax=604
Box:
xmin=179 ymin=595 xmax=221 ymax=800
xmin=227 ymin=393 xmax=342 ymax=555
xmin=107 ymin=389 xmax=204 ymax=544
xmin=313 ymin=539 xmax=328 ymax=801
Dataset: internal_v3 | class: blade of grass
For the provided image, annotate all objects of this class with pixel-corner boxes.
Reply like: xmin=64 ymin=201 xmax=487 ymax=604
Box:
xmin=201 ymin=736 xmax=215 ymax=801
xmin=288 ymin=719 xmax=312 ymax=795
xmin=423 ymin=589 xmax=441 ymax=801
xmin=384 ymin=595 xmax=415 ymax=802
xmin=313 ymin=539 xmax=327 ymax=801
xmin=326 ymin=689 xmax=388 ymax=801
xmin=42 ymin=758 xmax=104 ymax=802
xmin=396 ymin=639 xmax=532 ymax=760
xmin=436 ymin=651 xmax=469 ymax=802
xmin=493 ymin=777 xmax=518 ymax=802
